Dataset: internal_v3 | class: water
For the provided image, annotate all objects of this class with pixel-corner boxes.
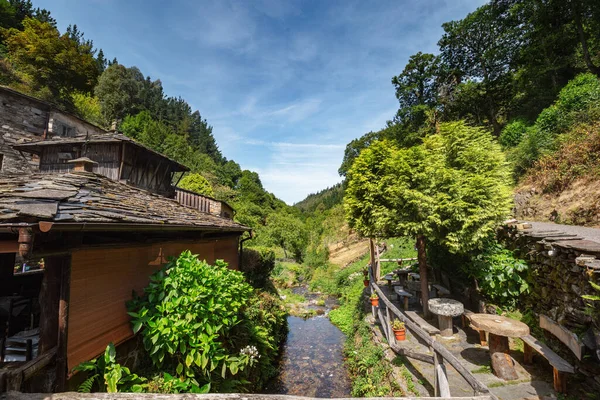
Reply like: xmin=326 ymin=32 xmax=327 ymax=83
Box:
xmin=262 ymin=287 xmax=352 ymax=398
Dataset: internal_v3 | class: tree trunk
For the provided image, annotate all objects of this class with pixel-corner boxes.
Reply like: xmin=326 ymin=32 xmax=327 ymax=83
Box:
xmin=574 ymin=0 xmax=600 ymax=77
xmin=416 ymin=235 xmax=429 ymax=318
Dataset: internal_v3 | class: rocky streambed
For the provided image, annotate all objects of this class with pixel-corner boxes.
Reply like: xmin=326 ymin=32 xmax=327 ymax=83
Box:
xmin=262 ymin=286 xmax=351 ymax=397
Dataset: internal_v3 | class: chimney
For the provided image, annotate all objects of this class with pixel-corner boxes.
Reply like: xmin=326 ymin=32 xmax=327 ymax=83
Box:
xmin=67 ymin=157 xmax=98 ymax=172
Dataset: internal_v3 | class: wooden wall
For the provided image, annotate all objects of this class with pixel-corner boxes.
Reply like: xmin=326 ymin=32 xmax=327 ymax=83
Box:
xmin=39 ymin=143 xmax=121 ymax=180
xmin=120 ymin=144 xmax=176 ymax=196
xmin=67 ymin=236 xmax=239 ymax=370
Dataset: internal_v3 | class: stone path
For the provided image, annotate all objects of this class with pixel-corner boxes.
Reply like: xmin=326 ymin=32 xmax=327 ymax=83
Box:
xmin=524 ymin=220 xmax=600 ymax=244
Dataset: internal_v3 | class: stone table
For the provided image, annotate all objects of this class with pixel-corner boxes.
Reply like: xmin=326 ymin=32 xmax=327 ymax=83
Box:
xmin=428 ymin=298 xmax=464 ymax=338
xmin=469 ymin=314 xmax=530 ymax=381
xmin=394 ymin=268 xmax=411 ymax=286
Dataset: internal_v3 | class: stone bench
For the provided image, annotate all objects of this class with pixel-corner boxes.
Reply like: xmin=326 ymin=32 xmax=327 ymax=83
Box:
xmin=405 ymin=311 xmax=440 ymax=338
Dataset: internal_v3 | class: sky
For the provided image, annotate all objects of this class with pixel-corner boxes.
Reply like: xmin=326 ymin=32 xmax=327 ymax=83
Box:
xmin=37 ymin=0 xmax=486 ymax=204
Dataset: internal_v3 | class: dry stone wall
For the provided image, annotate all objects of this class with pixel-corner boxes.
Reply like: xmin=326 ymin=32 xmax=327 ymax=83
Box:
xmin=498 ymin=222 xmax=600 ymax=384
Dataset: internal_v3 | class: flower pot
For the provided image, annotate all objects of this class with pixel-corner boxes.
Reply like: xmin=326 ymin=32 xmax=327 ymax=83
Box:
xmin=363 ymin=279 xmax=369 ymax=287
xmin=393 ymin=328 xmax=406 ymax=341
xmin=370 ymin=298 xmax=379 ymax=307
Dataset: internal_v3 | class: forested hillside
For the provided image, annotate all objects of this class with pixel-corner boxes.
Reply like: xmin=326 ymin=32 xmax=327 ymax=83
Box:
xmin=0 ymin=0 xmax=311 ymax=253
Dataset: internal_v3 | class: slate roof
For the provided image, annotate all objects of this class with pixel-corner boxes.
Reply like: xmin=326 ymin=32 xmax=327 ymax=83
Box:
xmin=13 ymin=132 xmax=190 ymax=172
xmin=0 ymin=171 xmax=249 ymax=232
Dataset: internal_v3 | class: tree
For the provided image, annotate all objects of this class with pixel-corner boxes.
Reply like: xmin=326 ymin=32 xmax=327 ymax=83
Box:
xmin=262 ymin=211 xmax=308 ymax=261
xmin=439 ymin=3 xmax=521 ymax=134
xmin=391 ymin=52 xmax=440 ymax=135
xmin=178 ymin=173 xmax=214 ymax=197
xmin=2 ymin=17 xmax=98 ymax=106
xmin=344 ymin=121 xmax=511 ymax=316
xmin=95 ymin=63 xmax=143 ymax=123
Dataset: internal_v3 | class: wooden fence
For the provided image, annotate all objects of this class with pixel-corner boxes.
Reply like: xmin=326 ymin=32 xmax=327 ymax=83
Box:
xmin=174 ymin=188 xmax=212 ymax=214
xmin=367 ymin=266 xmax=497 ymax=400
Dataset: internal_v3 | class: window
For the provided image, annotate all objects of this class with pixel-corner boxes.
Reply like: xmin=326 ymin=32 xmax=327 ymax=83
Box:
xmin=0 ymin=153 xmax=3 ymax=170
xmin=52 ymin=119 xmax=75 ymax=137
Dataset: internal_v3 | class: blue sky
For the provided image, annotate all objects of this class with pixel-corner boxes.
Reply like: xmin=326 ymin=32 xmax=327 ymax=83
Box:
xmin=37 ymin=0 xmax=485 ymax=204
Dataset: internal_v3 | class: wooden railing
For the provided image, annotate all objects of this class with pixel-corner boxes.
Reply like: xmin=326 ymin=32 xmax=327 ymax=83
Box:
xmin=367 ymin=266 xmax=497 ymax=400
xmin=174 ymin=188 xmax=212 ymax=214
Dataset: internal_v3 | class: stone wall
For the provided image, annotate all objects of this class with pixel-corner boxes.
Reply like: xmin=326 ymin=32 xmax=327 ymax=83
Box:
xmin=0 ymin=87 xmax=106 ymax=174
xmin=0 ymin=88 xmax=48 ymax=174
xmin=498 ymin=224 xmax=600 ymax=331
xmin=498 ymin=222 xmax=600 ymax=384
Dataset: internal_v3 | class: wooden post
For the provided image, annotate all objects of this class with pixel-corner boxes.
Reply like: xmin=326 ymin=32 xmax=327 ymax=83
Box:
xmin=374 ymin=242 xmax=381 ymax=282
xmin=416 ymin=235 xmax=430 ymax=318
xmin=403 ymin=296 xmax=409 ymax=311
xmin=553 ymin=367 xmax=567 ymax=393
xmin=489 ymin=332 xmax=518 ymax=380
xmin=385 ymin=307 xmax=396 ymax=343
xmin=479 ymin=331 xmax=488 ymax=347
xmin=38 ymin=256 xmax=62 ymax=354
xmin=523 ymin=342 xmax=533 ymax=364
xmin=55 ymin=255 xmax=72 ymax=392
xmin=369 ymin=238 xmax=376 ymax=278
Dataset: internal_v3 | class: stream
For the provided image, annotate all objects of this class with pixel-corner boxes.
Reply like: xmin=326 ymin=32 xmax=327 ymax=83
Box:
xmin=262 ymin=287 xmax=352 ymax=398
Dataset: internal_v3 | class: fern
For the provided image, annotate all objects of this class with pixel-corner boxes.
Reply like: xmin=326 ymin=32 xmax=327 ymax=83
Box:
xmin=78 ymin=374 xmax=98 ymax=393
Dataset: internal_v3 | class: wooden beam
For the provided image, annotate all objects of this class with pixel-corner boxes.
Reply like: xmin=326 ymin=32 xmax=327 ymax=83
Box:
xmin=540 ymin=314 xmax=583 ymax=360
xmin=435 ymin=352 xmax=451 ymax=397
xmin=118 ymin=142 xmax=126 ymax=180
xmin=39 ymin=256 xmax=63 ymax=354
xmin=0 ymin=241 xmax=18 ymax=254
xmin=55 ymin=255 xmax=72 ymax=392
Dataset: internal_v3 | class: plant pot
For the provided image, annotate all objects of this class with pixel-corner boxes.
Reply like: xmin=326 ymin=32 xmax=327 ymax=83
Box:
xmin=370 ymin=298 xmax=379 ymax=307
xmin=393 ymin=328 xmax=406 ymax=341
xmin=363 ymin=279 xmax=370 ymax=287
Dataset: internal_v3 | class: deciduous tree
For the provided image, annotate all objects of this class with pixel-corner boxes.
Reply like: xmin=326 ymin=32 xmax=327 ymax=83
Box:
xmin=344 ymin=121 xmax=511 ymax=316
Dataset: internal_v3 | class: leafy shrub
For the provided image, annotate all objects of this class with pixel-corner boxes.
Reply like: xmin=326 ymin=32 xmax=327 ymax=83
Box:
xmin=535 ymin=73 xmax=600 ymax=135
xmin=510 ymin=73 xmax=600 ymax=177
xmin=523 ymin=121 xmax=600 ymax=192
xmin=499 ymin=118 xmax=530 ymax=148
xmin=127 ymin=251 xmax=255 ymax=390
xmin=178 ymin=173 xmax=214 ymax=197
xmin=240 ymin=246 xmax=276 ymax=288
xmin=508 ymin=126 xmax=555 ymax=178
xmin=463 ymin=242 xmax=529 ymax=309
xmin=73 ymin=343 xmax=146 ymax=393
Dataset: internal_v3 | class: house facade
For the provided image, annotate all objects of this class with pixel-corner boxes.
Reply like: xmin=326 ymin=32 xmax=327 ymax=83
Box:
xmin=0 ymin=88 xmax=250 ymax=392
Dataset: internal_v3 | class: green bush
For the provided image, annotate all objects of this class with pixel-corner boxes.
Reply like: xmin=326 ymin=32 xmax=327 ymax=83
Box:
xmin=240 ymin=246 xmax=276 ymax=289
xmin=510 ymin=73 xmax=600 ymax=177
xmin=499 ymin=118 xmax=530 ymax=148
xmin=178 ymin=173 xmax=214 ymax=197
xmin=127 ymin=251 xmax=255 ymax=391
xmin=463 ymin=242 xmax=529 ymax=309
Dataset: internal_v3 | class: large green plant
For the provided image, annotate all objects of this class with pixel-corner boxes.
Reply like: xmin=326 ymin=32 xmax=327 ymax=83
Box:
xmin=127 ymin=251 xmax=255 ymax=389
xmin=73 ymin=343 xmax=145 ymax=393
xmin=463 ymin=242 xmax=529 ymax=309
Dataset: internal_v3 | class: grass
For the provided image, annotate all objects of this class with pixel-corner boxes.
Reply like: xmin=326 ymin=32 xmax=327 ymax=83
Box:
xmin=471 ymin=364 xmax=492 ymax=374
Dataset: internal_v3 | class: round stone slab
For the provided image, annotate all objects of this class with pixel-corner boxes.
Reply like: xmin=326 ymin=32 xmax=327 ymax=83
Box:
xmin=428 ymin=298 xmax=464 ymax=317
xmin=469 ymin=314 xmax=530 ymax=337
